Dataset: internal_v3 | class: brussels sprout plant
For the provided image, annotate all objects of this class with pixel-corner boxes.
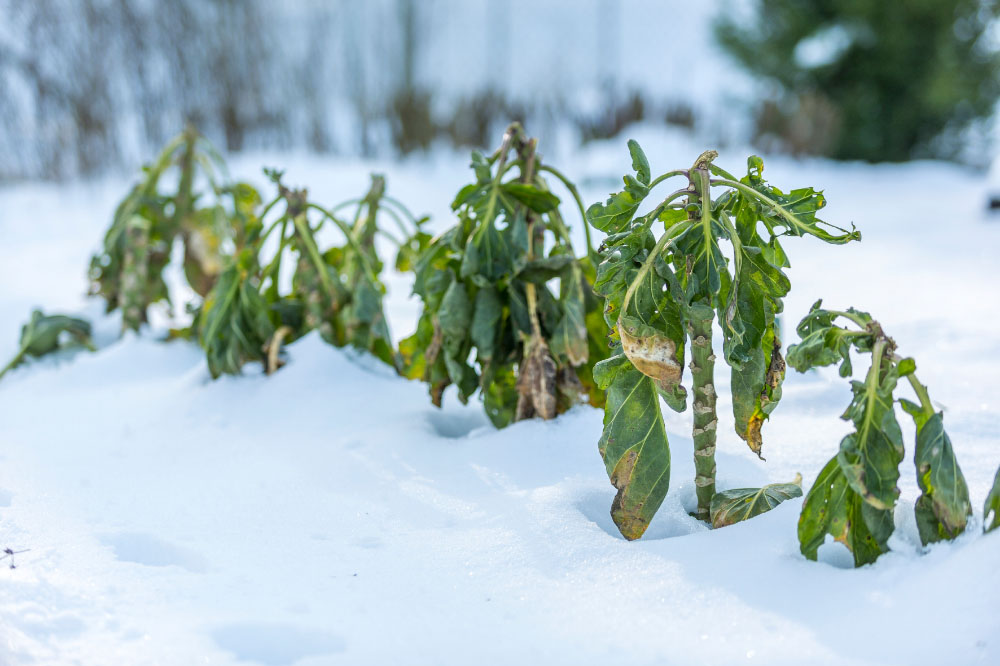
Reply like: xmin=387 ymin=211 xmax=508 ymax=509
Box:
xmin=194 ymin=170 xmax=426 ymax=378
xmin=588 ymin=142 xmax=859 ymax=538
xmin=89 ymin=126 xmax=254 ymax=331
xmin=787 ymin=302 xmax=973 ymax=566
xmin=400 ymin=123 xmax=609 ymax=427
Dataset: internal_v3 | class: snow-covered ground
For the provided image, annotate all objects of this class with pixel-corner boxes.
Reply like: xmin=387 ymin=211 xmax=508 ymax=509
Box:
xmin=1 ymin=128 xmax=999 ymax=665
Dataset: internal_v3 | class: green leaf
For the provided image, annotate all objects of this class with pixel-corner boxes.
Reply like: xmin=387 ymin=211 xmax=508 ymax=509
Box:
xmin=798 ymin=457 xmax=892 ymax=567
xmin=460 ymin=220 xmax=514 ymax=283
xmin=710 ymin=477 xmax=802 ymax=528
xmin=1 ymin=310 xmax=95 ymax=381
xmin=517 ymin=255 xmax=575 ymax=283
xmin=501 ymin=182 xmax=560 ymax=213
xmin=483 ymin=362 xmax=518 ymax=428
xmin=470 ymin=287 xmax=502 ymax=362
xmin=730 ymin=324 xmax=784 ymax=459
xmin=908 ymin=412 xmax=971 ymax=545
xmin=628 ymin=139 xmax=651 ymax=186
xmin=836 ymin=356 xmax=904 ymax=511
xmin=722 ymin=243 xmax=789 ymax=458
xmin=199 ymin=250 xmax=275 ymax=378
xmin=438 ymin=280 xmax=472 ymax=357
xmin=786 ymin=300 xmax=865 ymax=377
xmin=674 ymin=216 xmax=728 ymax=298
xmin=586 ymin=141 xmax=651 ymax=233
xmin=549 ymin=263 xmax=589 ymax=367
xmin=595 ymin=352 xmax=671 ymax=540
xmin=727 ymin=156 xmax=859 ymax=245
xmin=985 ymin=465 xmax=1000 ymax=534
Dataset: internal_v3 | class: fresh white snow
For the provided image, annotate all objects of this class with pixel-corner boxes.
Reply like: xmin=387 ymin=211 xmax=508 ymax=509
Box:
xmin=1 ymin=129 xmax=999 ymax=665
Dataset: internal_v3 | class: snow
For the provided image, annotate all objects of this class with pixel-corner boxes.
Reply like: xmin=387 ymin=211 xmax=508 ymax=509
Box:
xmin=1 ymin=130 xmax=999 ymax=665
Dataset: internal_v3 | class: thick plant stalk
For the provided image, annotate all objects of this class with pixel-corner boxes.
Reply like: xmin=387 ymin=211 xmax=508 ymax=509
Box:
xmin=173 ymin=127 xmax=197 ymax=229
xmin=689 ymin=305 xmax=718 ymax=520
xmin=121 ymin=215 xmax=151 ymax=332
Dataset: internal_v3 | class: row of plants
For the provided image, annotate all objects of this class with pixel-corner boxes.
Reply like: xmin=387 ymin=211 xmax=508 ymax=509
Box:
xmin=3 ymin=124 xmax=999 ymax=566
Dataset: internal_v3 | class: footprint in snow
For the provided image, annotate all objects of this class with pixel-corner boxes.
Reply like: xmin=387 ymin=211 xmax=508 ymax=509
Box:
xmin=577 ymin=490 xmax=706 ymax=541
xmin=100 ymin=532 xmax=207 ymax=572
xmin=212 ymin=622 xmax=345 ymax=665
xmin=425 ymin=410 xmax=491 ymax=439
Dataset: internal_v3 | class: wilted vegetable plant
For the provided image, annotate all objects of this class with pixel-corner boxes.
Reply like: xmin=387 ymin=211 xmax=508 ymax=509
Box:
xmin=400 ymin=123 xmax=608 ymax=427
xmin=194 ymin=169 xmax=426 ymax=378
xmin=787 ymin=302 xmax=973 ymax=566
xmin=0 ymin=310 xmax=95 ymax=381
xmin=90 ymin=125 xmax=254 ymax=331
xmin=589 ymin=142 xmax=859 ymax=538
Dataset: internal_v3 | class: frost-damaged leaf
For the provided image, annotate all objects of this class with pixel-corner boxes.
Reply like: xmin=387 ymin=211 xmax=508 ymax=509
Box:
xmin=515 ymin=337 xmax=558 ymax=420
xmin=899 ymin=409 xmax=971 ymax=545
xmin=985 ymin=466 xmax=1000 ymax=534
xmin=586 ymin=140 xmax=651 ymax=233
xmin=798 ymin=457 xmax=892 ymax=567
xmin=182 ymin=208 xmax=225 ymax=297
xmin=614 ymin=249 xmax=687 ymax=411
xmin=618 ymin=317 xmax=683 ymax=399
xmin=595 ymin=353 xmax=670 ymax=540
xmin=732 ymin=330 xmax=785 ymax=460
xmin=710 ymin=475 xmax=802 ymax=528
xmin=722 ymin=245 xmax=788 ymax=458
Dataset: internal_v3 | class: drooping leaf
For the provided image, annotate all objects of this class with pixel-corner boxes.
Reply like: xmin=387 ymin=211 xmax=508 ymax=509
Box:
xmin=199 ymin=249 xmax=275 ymax=378
xmin=482 ymin=362 xmax=519 ymax=428
xmin=549 ymin=262 xmax=589 ymax=367
xmin=722 ymin=243 xmax=789 ymax=458
xmin=460 ymin=219 xmax=515 ymax=284
xmin=595 ymin=353 xmax=671 ymax=540
xmin=438 ymin=279 xmax=472 ymax=356
xmin=502 ymin=182 xmax=560 ymax=213
xmin=710 ymin=476 xmax=803 ymax=528
xmin=730 ymin=325 xmax=784 ymax=460
xmin=517 ymin=255 xmax=576 ymax=283
xmin=836 ymin=357 xmax=905 ymax=512
xmin=470 ymin=286 xmax=502 ymax=362
xmin=182 ymin=208 xmax=226 ymax=297
xmin=798 ymin=456 xmax=892 ymax=567
xmin=909 ymin=412 xmax=971 ymax=545
xmin=984 ymin=466 xmax=1000 ymax=534
xmin=727 ymin=156 xmax=860 ymax=245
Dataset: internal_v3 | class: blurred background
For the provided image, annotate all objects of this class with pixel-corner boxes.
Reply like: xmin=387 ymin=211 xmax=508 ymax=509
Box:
xmin=0 ymin=0 xmax=998 ymax=181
